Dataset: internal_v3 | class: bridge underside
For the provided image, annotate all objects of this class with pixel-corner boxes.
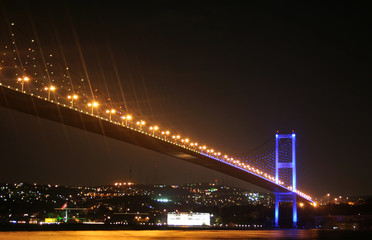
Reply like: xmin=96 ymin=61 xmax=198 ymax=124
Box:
xmin=0 ymin=85 xmax=310 ymax=203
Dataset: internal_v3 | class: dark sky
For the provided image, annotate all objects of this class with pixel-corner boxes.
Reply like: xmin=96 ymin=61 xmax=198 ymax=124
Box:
xmin=0 ymin=1 xmax=371 ymax=197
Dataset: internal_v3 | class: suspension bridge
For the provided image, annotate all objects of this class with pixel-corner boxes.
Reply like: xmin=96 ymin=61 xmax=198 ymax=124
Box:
xmin=0 ymin=23 xmax=315 ymax=227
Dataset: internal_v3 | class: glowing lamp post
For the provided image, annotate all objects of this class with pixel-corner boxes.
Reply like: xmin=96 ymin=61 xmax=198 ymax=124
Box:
xmin=67 ymin=94 xmax=78 ymax=107
xmin=172 ymin=135 xmax=181 ymax=143
xmin=121 ymin=115 xmax=132 ymax=126
xmin=88 ymin=101 xmax=98 ymax=115
xmin=149 ymin=126 xmax=159 ymax=135
xmin=126 ymin=115 xmax=132 ymax=125
xmin=17 ymin=76 xmax=29 ymax=91
xmin=161 ymin=130 xmax=170 ymax=140
xmin=181 ymin=138 xmax=189 ymax=147
xmin=44 ymin=86 xmax=56 ymax=101
xmin=210 ymin=149 xmax=214 ymax=156
xmin=136 ymin=120 xmax=146 ymax=130
xmin=190 ymin=142 xmax=198 ymax=149
xmin=106 ymin=109 xmax=116 ymax=121
xmin=201 ymin=146 xmax=207 ymax=153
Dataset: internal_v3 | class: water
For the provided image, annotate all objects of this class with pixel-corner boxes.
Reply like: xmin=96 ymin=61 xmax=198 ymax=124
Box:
xmin=0 ymin=230 xmax=371 ymax=240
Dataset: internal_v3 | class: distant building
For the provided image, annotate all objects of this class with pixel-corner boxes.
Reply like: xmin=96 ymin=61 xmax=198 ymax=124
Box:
xmin=167 ymin=212 xmax=210 ymax=227
xmin=314 ymin=215 xmax=372 ymax=230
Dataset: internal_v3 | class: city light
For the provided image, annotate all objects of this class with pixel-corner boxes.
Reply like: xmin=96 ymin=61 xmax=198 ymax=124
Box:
xmin=17 ymin=76 xmax=29 ymax=91
xmin=161 ymin=130 xmax=170 ymax=140
xmin=149 ymin=125 xmax=159 ymax=135
xmin=167 ymin=212 xmax=210 ymax=226
xmin=136 ymin=120 xmax=146 ymax=130
xmin=67 ymin=94 xmax=78 ymax=108
xmin=105 ymin=109 xmax=116 ymax=121
xmin=172 ymin=135 xmax=181 ymax=143
xmin=114 ymin=182 xmax=134 ymax=186
xmin=121 ymin=115 xmax=132 ymax=126
xmin=44 ymin=86 xmax=56 ymax=101
xmin=88 ymin=102 xmax=99 ymax=115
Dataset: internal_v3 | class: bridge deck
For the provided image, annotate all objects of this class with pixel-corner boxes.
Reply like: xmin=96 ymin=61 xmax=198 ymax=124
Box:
xmin=0 ymin=85 xmax=312 ymax=203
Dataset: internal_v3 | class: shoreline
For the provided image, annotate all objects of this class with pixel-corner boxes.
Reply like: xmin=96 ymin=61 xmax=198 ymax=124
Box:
xmin=0 ymin=223 xmax=292 ymax=231
xmin=1 ymin=223 xmax=370 ymax=232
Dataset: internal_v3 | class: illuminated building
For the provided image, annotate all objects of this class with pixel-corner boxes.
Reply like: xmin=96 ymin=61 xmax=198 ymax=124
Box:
xmin=167 ymin=212 xmax=210 ymax=227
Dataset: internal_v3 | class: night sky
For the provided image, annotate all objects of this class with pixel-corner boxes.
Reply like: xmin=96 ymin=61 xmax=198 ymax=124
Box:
xmin=0 ymin=1 xmax=371 ymax=197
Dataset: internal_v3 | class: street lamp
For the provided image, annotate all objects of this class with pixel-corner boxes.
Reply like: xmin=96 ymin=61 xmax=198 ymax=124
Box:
xmin=172 ymin=135 xmax=181 ymax=143
xmin=67 ymin=94 xmax=78 ymax=107
xmin=161 ymin=130 xmax=170 ymax=140
xmin=44 ymin=86 xmax=56 ymax=101
xmin=149 ymin=125 xmax=159 ymax=135
xmin=200 ymin=145 xmax=207 ymax=153
xmin=88 ymin=101 xmax=98 ymax=115
xmin=17 ymin=76 xmax=29 ymax=91
xmin=136 ymin=120 xmax=146 ymax=130
xmin=106 ymin=109 xmax=116 ymax=121
xmin=210 ymin=149 xmax=214 ymax=156
xmin=180 ymin=138 xmax=190 ymax=147
xmin=120 ymin=114 xmax=132 ymax=126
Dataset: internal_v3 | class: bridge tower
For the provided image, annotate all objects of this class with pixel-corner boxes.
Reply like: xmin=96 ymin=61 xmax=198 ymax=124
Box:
xmin=274 ymin=132 xmax=297 ymax=228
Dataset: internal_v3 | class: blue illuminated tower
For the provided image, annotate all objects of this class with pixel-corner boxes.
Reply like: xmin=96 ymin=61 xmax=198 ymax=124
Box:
xmin=275 ymin=132 xmax=297 ymax=228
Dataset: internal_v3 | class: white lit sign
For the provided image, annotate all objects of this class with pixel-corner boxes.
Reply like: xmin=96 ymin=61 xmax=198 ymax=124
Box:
xmin=167 ymin=212 xmax=210 ymax=226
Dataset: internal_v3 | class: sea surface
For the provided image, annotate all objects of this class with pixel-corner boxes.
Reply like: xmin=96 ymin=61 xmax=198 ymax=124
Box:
xmin=0 ymin=230 xmax=372 ymax=240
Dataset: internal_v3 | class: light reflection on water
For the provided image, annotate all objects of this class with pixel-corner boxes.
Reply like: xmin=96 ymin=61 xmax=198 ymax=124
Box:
xmin=0 ymin=230 xmax=370 ymax=240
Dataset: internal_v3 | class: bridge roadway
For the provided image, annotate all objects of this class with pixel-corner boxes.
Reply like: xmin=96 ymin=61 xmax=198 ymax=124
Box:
xmin=0 ymin=85 xmax=312 ymax=203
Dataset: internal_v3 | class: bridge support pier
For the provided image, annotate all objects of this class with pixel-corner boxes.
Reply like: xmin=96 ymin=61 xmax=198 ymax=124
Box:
xmin=274 ymin=192 xmax=297 ymax=228
xmin=275 ymin=132 xmax=297 ymax=228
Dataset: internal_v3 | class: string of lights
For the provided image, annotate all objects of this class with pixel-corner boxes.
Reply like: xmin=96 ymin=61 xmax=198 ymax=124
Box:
xmin=0 ymin=23 xmax=312 ymax=201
